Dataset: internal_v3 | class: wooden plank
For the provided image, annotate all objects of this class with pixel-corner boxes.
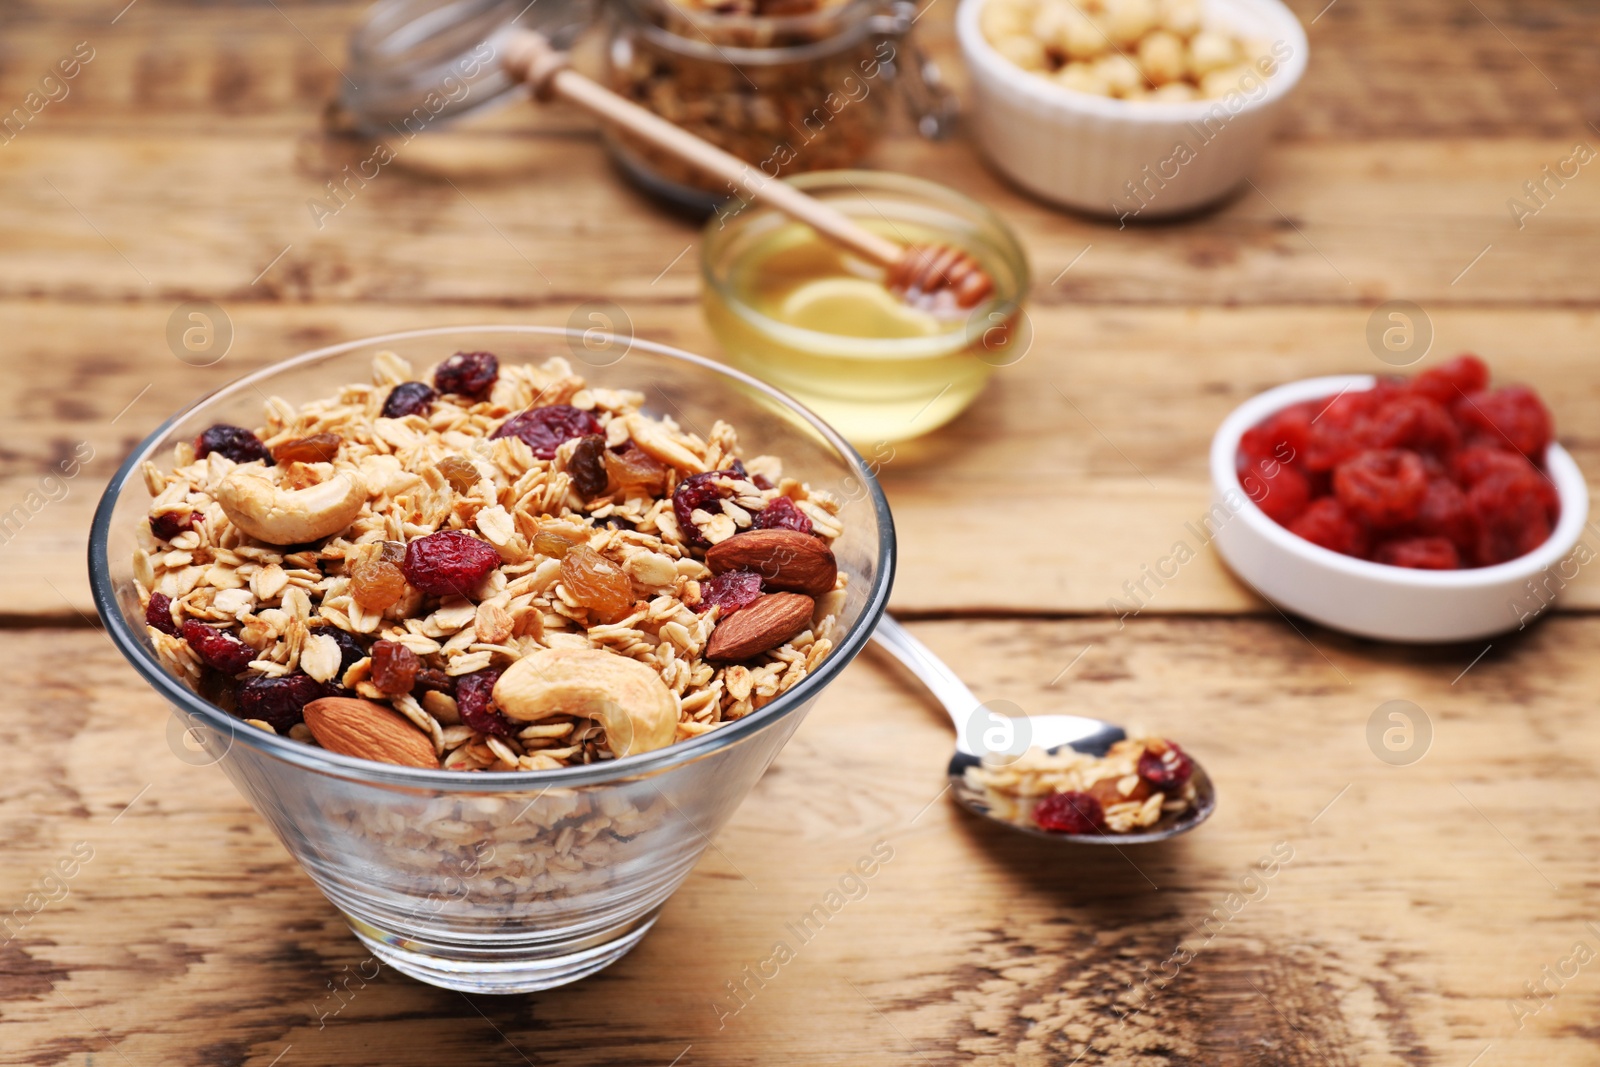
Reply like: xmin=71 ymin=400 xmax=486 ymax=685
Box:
xmin=6 ymin=299 xmax=1598 ymax=618
xmin=3 ymin=0 xmax=1598 ymax=139
xmin=3 ymin=619 xmax=1597 ymax=1064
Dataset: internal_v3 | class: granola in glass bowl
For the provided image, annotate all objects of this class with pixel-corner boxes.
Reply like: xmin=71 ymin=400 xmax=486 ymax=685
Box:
xmin=134 ymin=348 xmax=847 ymax=772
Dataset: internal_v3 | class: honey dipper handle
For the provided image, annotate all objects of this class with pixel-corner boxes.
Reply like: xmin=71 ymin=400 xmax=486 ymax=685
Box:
xmin=500 ymin=28 xmax=905 ymax=268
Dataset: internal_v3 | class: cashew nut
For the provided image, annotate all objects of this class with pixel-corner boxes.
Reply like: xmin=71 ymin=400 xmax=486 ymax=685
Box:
xmin=493 ymin=647 xmax=678 ymax=757
xmin=215 ymin=466 xmax=366 ymax=545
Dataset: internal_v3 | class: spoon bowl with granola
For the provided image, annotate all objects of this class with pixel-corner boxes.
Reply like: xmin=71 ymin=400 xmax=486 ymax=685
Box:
xmin=873 ymin=616 xmax=1215 ymax=843
xmin=90 ymin=325 xmax=894 ymax=992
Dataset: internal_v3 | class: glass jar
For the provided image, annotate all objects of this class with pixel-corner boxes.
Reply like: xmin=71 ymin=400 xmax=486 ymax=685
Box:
xmin=701 ymin=170 xmax=1031 ymax=445
xmin=601 ymin=0 xmax=954 ymax=211
xmin=339 ymin=0 xmax=954 ymax=213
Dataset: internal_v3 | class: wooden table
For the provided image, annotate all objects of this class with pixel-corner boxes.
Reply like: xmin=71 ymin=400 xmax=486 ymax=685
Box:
xmin=5 ymin=1 xmax=1600 ymax=1063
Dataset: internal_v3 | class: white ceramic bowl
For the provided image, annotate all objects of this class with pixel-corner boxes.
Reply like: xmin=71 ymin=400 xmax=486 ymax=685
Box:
xmin=956 ymin=0 xmax=1308 ymax=217
xmin=1210 ymin=375 xmax=1591 ymax=643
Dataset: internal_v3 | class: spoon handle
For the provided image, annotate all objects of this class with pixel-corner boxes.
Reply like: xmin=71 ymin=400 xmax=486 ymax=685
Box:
xmin=871 ymin=615 xmax=980 ymax=742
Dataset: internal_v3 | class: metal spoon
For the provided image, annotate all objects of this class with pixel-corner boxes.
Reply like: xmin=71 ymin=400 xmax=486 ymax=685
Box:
xmin=871 ymin=615 xmax=1217 ymax=844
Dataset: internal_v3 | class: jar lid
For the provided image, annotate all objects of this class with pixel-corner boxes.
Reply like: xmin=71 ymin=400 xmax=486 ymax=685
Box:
xmin=341 ymin=0 xmax=597 ymax=134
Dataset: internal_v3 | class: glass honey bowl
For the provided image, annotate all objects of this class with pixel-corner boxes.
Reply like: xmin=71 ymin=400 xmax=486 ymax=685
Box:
xmin=700 ymin=170 xmax=1030 ymax=445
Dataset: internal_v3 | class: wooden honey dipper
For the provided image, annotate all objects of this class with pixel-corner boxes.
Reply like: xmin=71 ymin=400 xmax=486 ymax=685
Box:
xmin=500 ymin=28 xmax=995 ymax=312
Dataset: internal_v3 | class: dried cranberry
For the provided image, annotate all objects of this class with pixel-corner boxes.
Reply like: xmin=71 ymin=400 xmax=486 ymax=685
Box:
xmin=382 ymin=381 xmax=437 ymax=419
xmin=433 ymin=351 xmax=499 ymax=399
xmin=1373 ymin=536 xmax=1461 ymax=570
xmin=1239 ymin=402 xmax=1314 ymax=466
xmin=236 ymin=672 xmax=325 ymax=731
xmin=1333 ymin=449 xmax=1428 ymax=527
xmin=754 ymin=496 xmax=815 ymax=534
xmin=1239 ymin=457 xmax=1310 ymax=525
xmin=492 ymin=405 xmax=602 ymax=460
xmin=1411 ymin=354 xmax=1489 ymax=404
xmin=145 ymin=591 xmax=179 ymax=636
xmin=456 ymin=668 xmax=513 ymax=737
xmin=1452 ymin=445 xmax=1539 ymax=487
xmin=149 ymin=510 xmax=194 ymax=542
xmin=195 ymin=424 xmax=273 ymax=466
xmin=693 ymin=570 xmax=765 ymax=616
xmin=1303 ymin=394 xmax=1381 ymax=472
xmin=181 ymin=619 xmax=257 ymax=673
xmin=1033 ymin=791 xmax=1104 ymax=834
xmin=672 ymin=470 xmax=737 ymax=547
xmin=1471 ymin=471 xmax=1557 ymax=565
xmin=1137 ymin=740 xmax=1194 ymax=792
xmin=1410 ymin=479 xmax=1477 ymax=553
xmin=751 ymin=472 xmax=775 ymax=491
xmin=567 ymin=434 xmax=609 ymax=497
xmin=1454 ymin=386 xmax=1553 ymax=458
xmin=1288 ymin=498 xmax=1370 ymax=557
xmin=1368 ymin=395 xmax=1459 ymax=455
xmin=402 ymin=529 xmax=501 ymax=597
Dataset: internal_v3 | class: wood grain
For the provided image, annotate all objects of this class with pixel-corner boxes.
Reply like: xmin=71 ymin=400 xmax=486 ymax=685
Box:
xmin=3 ymin=621 xmax=1598 ymax=1065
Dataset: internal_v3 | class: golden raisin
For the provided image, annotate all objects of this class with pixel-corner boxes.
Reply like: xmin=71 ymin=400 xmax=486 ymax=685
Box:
xmin=272 ymin=432 xmax=342 ymax=465
xmin=560 ymin=546 xmax=633 ymax=622
xmin=534 ymin=530 xmax=580 ymax=559
xmin=350 ymin=558 xmax=408 ymax=611
xmin=605 ymin=444 xmax=667 ymax=495
xmin=370 ymin=639 xmax=420 ymax=695
xmin=437 ymin=455 xmax=480 ymax=495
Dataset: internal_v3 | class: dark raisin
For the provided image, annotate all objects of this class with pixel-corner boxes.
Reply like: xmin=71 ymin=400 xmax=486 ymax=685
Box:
xmin=181 ymin=619 xmax=257 ymax=674
xmin=1137 ymin=740 xmax=1194 ymax=792
xmin=456 ymin=668 xmax=513 ymax=737
xmin=413 ymin=668 xmax=455 ymax=695
xmin=316 ymin=626 xmax=368 ymax=674
xmin=195 ymin=424 xmax=273 ymax=466
xmin=568 ymin=434 xmax=609 ymax=497
xmin=402 ymin=529 xmax=501 ymax=596
xmin=491 ymin=405 xmax=603 ymax=460
xmin=236 ymin=672 xmax=325 ymax=731
xmin=693 ymin=570 xmax=764 ymax=615
xmin=145 ymin=591 xmax=179 ymax=635
xmin=433 ymin=351 xmax=499 ymax=399
xmin=754 ymin=496 xmax=814 ymax=534
xmin=382 ymin=381 xmax=437 ymax=419
xmin=370 ymin=639 xmax=421 ymax=695
xmin=1033 ymin=791 xmax=1104 ymax=834
xmin=149 ymin=510 xmax=194 ymax=542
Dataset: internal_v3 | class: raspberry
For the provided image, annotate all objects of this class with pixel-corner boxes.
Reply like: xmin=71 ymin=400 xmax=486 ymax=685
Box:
xmin=1368 ymin=395 xmax=1459 ymax=455
xmin=181 ymin=619 xmax=257 ymax=673
xmin=145 ymin=591 xmax=179 ymax=636
xmin=693 ymin=570 xmax=764 ymax=615
xmin=1033 ymin=791 xmax=1104 ymax=834
xmin=1411 ymin=354 xmax=1489 ymax=404
xmin=1453 ymin=386 xmax=1553 ymax=457
xmin=491 ymin=405 xmax=602 ymax=460
xmin=1240 ymin=457 xmax=1310 ymax=525
xmin=754 ymin=496 xmax=814 ymax=534
xmin=1334 ymin=449 xmax=1428 ymax=527
xmin=672 ymin=471 xmax=739 ymax=547
xmin=195 ymin=424 xmax=273 ymax=465
xmin=1373 ymin=536 xmax=1460 ymax=570
xmin=149 ymin=510 xmax=194 ymax=542
xmin=381 ymin=381 xmax=437 ymax=419
xmin=236 ymin=672 xmax=325 ymax=731
xmin=433 ymin=351 xmax=499 ymax=399
xmin=1137 ymin=740 xmax=1194 ymax=792
xmin=1288 ymin=498 xmax=1370 ymax=557
xmin=456 ymin=668 xmax=513 ymax=737
xmin=402 ymin=530 xmax=501 ymax=597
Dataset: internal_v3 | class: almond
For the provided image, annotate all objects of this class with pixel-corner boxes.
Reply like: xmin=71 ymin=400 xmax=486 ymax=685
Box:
xmin=302 ymin=696 xmax=440 ymax=769
xmin=705 ymin=529 xmax=837 ymax=597
xmin=705 ymin=592 xmax=815 ymax=664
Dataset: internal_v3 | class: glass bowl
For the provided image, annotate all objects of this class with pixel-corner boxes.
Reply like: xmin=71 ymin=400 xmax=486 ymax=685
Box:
xmin=89 ymin=325 xmax=894 ymax=993
xmin=700 ymin=170 xmax=1031 ymax=445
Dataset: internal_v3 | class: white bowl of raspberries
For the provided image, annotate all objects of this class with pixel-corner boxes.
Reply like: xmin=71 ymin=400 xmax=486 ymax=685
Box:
xmin=1209 ymin=355 xmax=1590 ymax=643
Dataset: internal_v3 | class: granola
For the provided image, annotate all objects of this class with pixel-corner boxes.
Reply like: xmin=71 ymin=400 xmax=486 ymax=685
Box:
xmin=965 ymin=736 xmax=1197 ymax=834
xmin=135 ymin=350 xmax=846 ymax=772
